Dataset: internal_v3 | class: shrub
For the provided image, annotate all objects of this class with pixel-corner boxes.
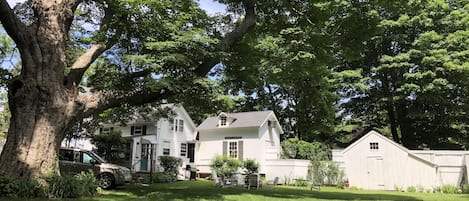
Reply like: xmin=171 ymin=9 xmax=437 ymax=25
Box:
xmin=462 ymin=184 xmax=469 ymax=194
xmin=294 ymin=177 xmax=308 ymax=187
xmin=242 ymin=159 xmax=259 ymax=175
xmin=0 ymin=176 xmax=44 ymax=198
xmin=44 ymin=171 xmax=99 ymax=198
xmin=336 ymin=179 xmax=346 ymax=189
xmin=0 ymin=177 xmax=14 ymax=197
xmin=394 ymin=185 xmax=404 ymax=192
xmin=159 ymin=156 xmax=183 ymax=182
xmin=407 ymin=186 xmax=416 ymax=193
xmin=416 ymin=185 xmax=424 ymax=193
xmin=210 ymin=155 xmax=242 ymax=184
xmin=11 ymin=177 xmax=44 ymax=198
xmin=152 ymin=172 xmax=172 ymax=183
xmin=441 ymin=184 xmax=460 ymax=194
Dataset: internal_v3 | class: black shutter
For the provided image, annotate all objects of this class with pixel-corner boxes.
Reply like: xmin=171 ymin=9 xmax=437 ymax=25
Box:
xmin=143 ymin=125 xmax=147 ymax=135
xmin=99 ymin=127 xmax=103 ymax=134
xmin=131 ymin=126 xmax=134 ymax=135
xmin=222 ymin=141 xmax=227 ymax=156
xmin=110 ymin=127 xmax=114 ymax=132
xmin=238 ymin=141 xmax=243 ymax=160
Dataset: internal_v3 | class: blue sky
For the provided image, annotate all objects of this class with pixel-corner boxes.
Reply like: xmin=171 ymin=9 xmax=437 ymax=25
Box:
xmin=198 ymin=0 xmax=226 ymax=15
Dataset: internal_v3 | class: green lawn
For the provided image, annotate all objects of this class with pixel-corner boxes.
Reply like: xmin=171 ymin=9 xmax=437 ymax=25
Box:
xmin=2 ymin=180 xmax=469 ymax=201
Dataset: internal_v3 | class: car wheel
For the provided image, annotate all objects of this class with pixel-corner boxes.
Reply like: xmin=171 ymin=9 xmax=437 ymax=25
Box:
xmin=98 ymin=173 xmax=115 ymax=189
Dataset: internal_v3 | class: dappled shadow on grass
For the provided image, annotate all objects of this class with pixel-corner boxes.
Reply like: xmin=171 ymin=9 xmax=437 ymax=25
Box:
xmin=102 ymin=180 xmax=423 ymax=201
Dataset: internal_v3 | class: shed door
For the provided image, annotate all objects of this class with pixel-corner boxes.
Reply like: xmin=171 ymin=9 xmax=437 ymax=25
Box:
xmin=367 ymin=156 xmax=384 ymax=189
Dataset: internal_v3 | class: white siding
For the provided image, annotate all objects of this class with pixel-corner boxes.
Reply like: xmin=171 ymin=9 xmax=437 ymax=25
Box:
xmin=264 ymin=159 xmax=310 ymax=184
xmin=196 ymin=127 xmax=260 ymax=173
xmin=333 ymin=131 xmax=469 ymax=191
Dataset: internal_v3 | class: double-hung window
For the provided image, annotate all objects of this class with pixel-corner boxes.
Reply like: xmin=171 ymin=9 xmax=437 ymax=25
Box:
xmin=180 ymin=143 xmax=187 ymax=157
xmin=171 ymin=119 xmax=184 ymax=133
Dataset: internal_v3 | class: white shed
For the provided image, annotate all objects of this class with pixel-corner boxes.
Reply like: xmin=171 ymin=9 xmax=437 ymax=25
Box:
xmin=333 ymin=130 xmax=469 ymax=190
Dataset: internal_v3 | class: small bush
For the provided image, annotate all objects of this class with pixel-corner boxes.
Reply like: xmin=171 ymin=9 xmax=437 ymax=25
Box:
xmin=294 ymin=178 xmax=309 ymax=187
xmin=336 ymin=179 xmax=345 ymax=189
xmin=210 ymin=155 xmax=242 ymax=180
xmin=433 ymin=186 xmax=441 ymax=193
xmin=159 ymin=156 xmax=183 ymax=182
xmin=11 ymin=177 xmax=44 ymax=198
xmin=394 ymin=185 xmax=404 ymax=192
xmin=407 ymin=186 xmax=416 ymax=192
xmin=0 ymin=177 xmax=14 ymax=197
xmin=242 ymin=159 xmax=259 ymax=175
xmin=441 ymin=184 xmax=460 ymax=194
xmin=152 ymin=172 xmax=173 ymax=183
xmin=462 ymin=184 xmax=469 ymax=194
xmin=0 ymin=176 xmax=44 ymax=198
xmin=44 ymin=170 xmax=99 ymax=198
xmin=416 ymin=185 xmax=424 ymax=193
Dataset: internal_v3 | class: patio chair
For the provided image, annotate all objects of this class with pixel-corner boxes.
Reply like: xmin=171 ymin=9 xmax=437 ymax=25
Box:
xmin=247 ymin=174 xmax=261 ymax=190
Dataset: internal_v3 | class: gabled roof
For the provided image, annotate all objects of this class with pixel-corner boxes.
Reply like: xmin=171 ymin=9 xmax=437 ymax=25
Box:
xmin=341 ymin=130 xmax=437 ymax=167
xmin=197 ymin=110 xmax=283 ymax=133
xmin=124 ymin=104 xmax=196 ymax=129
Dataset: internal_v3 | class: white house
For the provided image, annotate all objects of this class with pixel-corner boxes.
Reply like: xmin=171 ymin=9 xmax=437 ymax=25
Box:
xmin=196 ymin=111 xmax=309 ymax=183
xmin=333 ymin=130 xmax=469 ymax=190
xmin=99 ymin=104 xmax=197 ymax=174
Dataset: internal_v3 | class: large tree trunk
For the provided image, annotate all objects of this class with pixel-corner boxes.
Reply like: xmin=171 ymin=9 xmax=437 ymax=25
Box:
xmin=0 ymin=82 xmax=73 ymax=177
xmin=0 ymin=0 xmax=77 ymax=178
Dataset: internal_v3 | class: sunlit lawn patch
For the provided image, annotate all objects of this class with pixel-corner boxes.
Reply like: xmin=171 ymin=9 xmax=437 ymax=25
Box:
xmin=2 ymin=180 xmax=468 ymax=201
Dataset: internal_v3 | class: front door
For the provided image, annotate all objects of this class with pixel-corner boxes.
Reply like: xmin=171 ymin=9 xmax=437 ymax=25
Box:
xmin=140 ymin=144 xmax=150 ymax=171
xmin=367 ymin=156 xmax=384 ymax=189
xmin=188 ymin=143 xmax=195 ymax=163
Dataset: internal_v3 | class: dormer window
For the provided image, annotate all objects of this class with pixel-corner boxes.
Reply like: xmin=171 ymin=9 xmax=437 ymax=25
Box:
xmin=220 ymin=116 xmax=227 ymax=126
xmin=218 ymin=112 xmax=236 ymax=127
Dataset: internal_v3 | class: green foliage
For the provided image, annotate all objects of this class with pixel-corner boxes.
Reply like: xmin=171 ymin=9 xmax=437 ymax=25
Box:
xmin=394 ymin=185 xmax=404 ymax=192
xmin=151 ymin=172 xmax=173 ymax=183
xmin=210 ymin=155 xmax=242 ymax=180
xmin=407 ymin=186 xmax=416 ymax=193
xmin=281 ymin=138 xmax=330 ymax=161
xmin=242 ymin=159 xmax=259 ymax=175
xmin=159 ymin=156 xmax=183 ymax=182
xmin=462 ymin=184 xmax=469 ymax=194
xmin=0 ymin=171 xmax=98 ymax=199
xmin=90 ymin=130 xmax=129 ymax=164
xmin=337 ymin=0 xmax=469 ymax=149
xmin=308 ymin=161 xmax=344 ymax=186
xmin=441 ymin=184 xmax=460 ymax=194
xmin=293 ymin=178 xmax=308 ymax=187
xmin=336 ymin=179 xmax=346 ymax=189
xmin=43 ymin=171 xmax=99 ymax=198
xmin=0 ymin=176 xmax=44 ymax=198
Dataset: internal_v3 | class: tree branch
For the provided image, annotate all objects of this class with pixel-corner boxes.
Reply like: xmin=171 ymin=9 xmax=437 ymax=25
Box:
xmin=65 ymin=5 xmax=115 ymax=90
xmin=65 ymin=44 xmax=109 ymax=89
xmin=79 ymin=88 xmax=172 ymax=117
xmin=0 ymin=0 xmax=26 ymax=48
xmin=194 ymin=0 xmax=257 ymax=76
